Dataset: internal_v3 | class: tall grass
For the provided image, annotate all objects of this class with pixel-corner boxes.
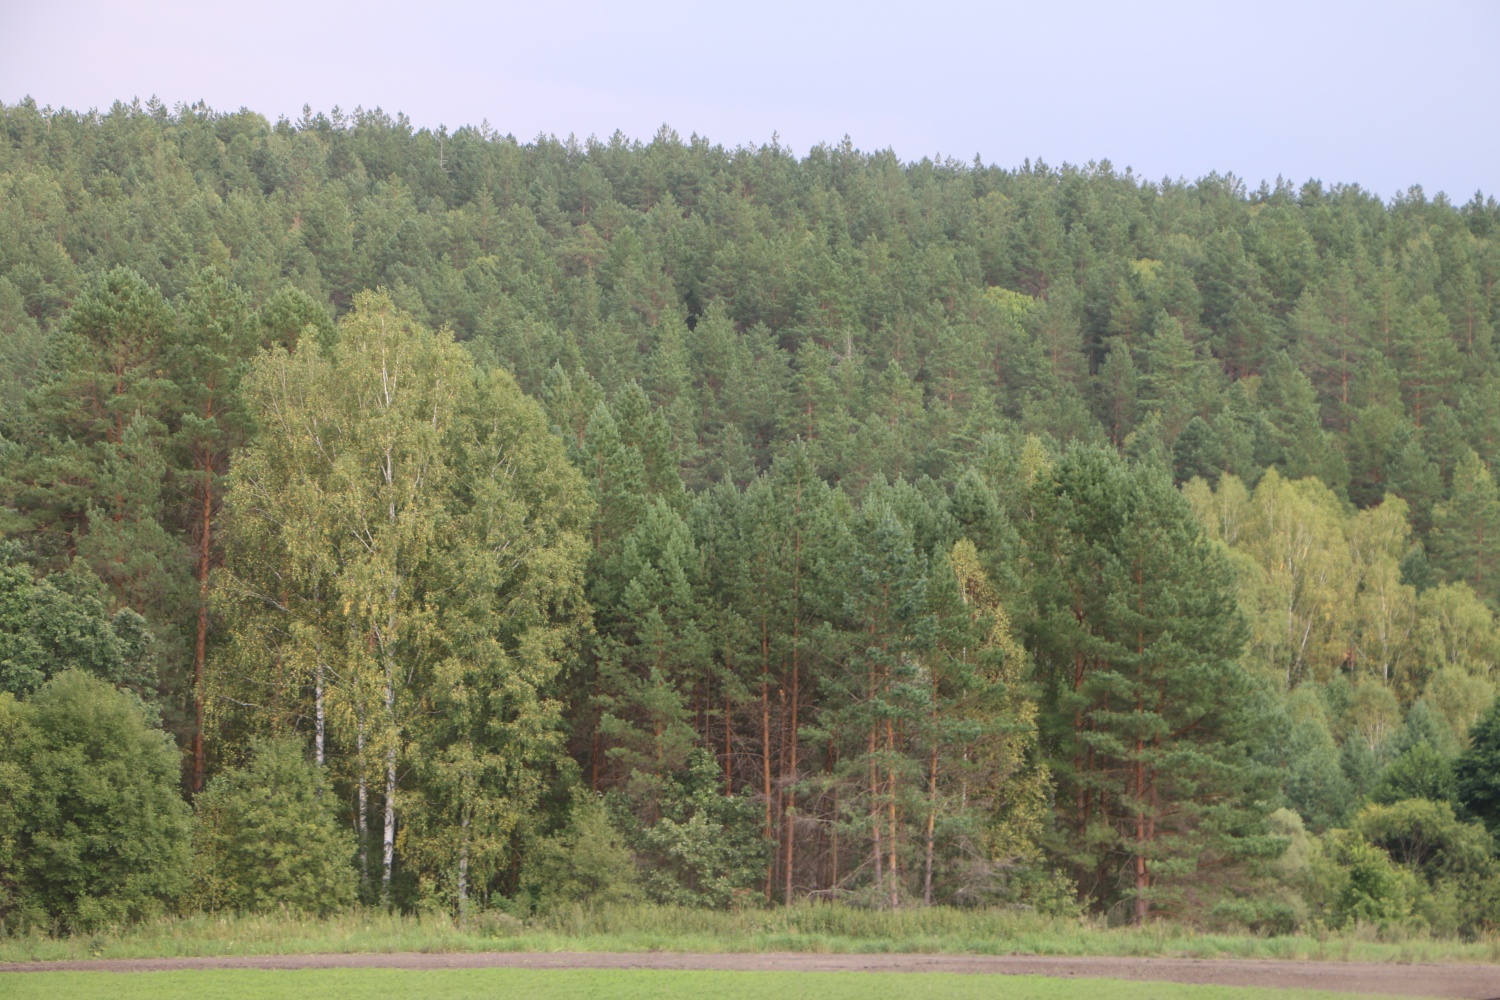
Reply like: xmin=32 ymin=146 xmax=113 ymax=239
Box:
xmin=5 ymin=903 xmax=1500 ymax=965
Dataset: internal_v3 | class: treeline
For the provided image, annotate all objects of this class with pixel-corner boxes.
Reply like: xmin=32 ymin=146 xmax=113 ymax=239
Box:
xmin=2 ymin=98 xmax=1500 ymax=934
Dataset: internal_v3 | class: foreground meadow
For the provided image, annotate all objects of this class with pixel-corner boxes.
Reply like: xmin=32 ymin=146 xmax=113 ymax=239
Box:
xmin=4 ymin=905 xmax=1499 ymax=966
xmin=0 ymin=968 xmax=1437 ymax=1000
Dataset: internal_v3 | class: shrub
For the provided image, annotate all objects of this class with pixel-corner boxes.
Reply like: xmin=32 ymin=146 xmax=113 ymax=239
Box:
xmin=1353 ymin=798 xmax=1492 ymax=877
xmin=0 ymin=671 xmax=191 ymax=930
xmin=1455 ymin=700 xmax=1500 ymax=833
xmin=1352 ymin=798 xmax=1498 ymax=937
xmin=520 ymin=797 xmax=641 ymax=911
xmin=1310 ymin=830 xmax=1415 ymax=929
xmin=0 ymin=548 xmax=152 ymax=697
xmin=616 ymin=749 xmax=769 ymax=908
xmin=193 ymin=736 xmax=356 ymax=915
xmin=1371 ymin=743 xmax=1457 ymax=806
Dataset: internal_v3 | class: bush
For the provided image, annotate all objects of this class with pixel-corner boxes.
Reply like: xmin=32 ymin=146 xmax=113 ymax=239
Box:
xmin=1371 ymin=743 xmax=1457 ymax=807
xmin=615 ymin=749 xmax=770 ymax=909
xmin=1211 ymin=894 xmax=1305 ymax=936
xmin=192 ymin=736 xmax=356 ymax=915
xmin=1455 ymin=700 xmax=1500 ymax=833
xmin=1353 ymin=798 xmax=1492 ymax=876
xmin=1352 ymin=798 xmax=1498 ymax=937
xmin=1310 ymin=830 xmax=1416 ymax=929
xmin=520 ymin=797 xmax=642 ymax=911
xmin=0 ymin=671 xmax=191 ymax=931
xmin=0 ymin=549 xmax=152 ymax=697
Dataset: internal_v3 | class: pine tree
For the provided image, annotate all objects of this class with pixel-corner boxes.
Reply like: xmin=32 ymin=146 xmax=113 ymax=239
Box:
xmin=1396 ymin=295 xmax=1458 ymax=430
xmin=592 ymin=500 xmax=709 ymax=797
xmin=1028 ymin=448 xmax=1257 ymax=921
xmin=917 ymin=540 xmax=1047 ymax=904
xmin=1289 ymin=263 xmax=1368 ymax=432
xmin=1093 ymin=337 xmax=1140 ymax=448
xmin=1455 ymin=700 xmax=1500 ymax=834
xmin=169 ymin=269 xmax=260 ymax=790
xmin=828 ymin=500 xmax=931 ymax=907
xmin=1259 ymin=352 xmax=1347 ymax=491
xmin=1429 ymin=450 xmax=1500 ymax=609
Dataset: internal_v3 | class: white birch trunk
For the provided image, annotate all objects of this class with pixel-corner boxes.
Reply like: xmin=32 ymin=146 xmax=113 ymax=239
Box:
xmin=356 ymin=720 xmax=369 ymax=893
xmin=314 ymin=660 xmax=326 ymax=768
xmin=382 ymin=743 xmax=396 ymax=904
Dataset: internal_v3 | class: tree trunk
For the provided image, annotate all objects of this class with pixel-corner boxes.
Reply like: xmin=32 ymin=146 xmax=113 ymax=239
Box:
xmin=457 ymin=811 xmax=470 ymax=922
xmin=829 ymin=777 xmax=839 ymax=893
xmin=191 ymin=472 xmax=212 ymax=793
xmin=923 ymin=745 xmax=938 ymax=906
xmin=723 ymin=693 xmax=733 ymax=797
xmin=761 ymin=624 xmax=773 ymax=900
xmin=784 ymin=493 xmax=802 ymax=905
xmin=868 ymin=626 xmax=884 ymax=904
xmin=784 ymin=632 xmax=799 ymax=904
xmin=887 ymin=714 xmax=900 ymax=909
xmin=869 ymin=716 xmax=883 ymax=902
xmin=380 ymin=660 xmax=398 ymax=905
xmin=314 ymin=658 xmax=326 ymax=768
xmin=383 ymin=742 xmax=397 ymax=904
xmin=357 ymin=720 xmax=370 ymax=895
xmin=1134 ymin=739 xmax=1149 ymax=925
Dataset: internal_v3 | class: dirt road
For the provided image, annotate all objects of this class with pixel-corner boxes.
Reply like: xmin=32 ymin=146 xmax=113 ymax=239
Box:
xmin=5 ymin=949 xmax=1500 ymax=998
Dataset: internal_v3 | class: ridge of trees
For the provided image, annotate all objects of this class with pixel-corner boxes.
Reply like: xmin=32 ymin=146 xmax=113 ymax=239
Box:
xmin=1 ymin=98 xmax=1499 ymax=931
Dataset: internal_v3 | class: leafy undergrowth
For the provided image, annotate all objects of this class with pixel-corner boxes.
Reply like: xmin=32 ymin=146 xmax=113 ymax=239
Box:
xmin=3 ymin=904 xmax=1499 ymax=966
xmin=0 ymin=968 xmax=1435 ymax=1000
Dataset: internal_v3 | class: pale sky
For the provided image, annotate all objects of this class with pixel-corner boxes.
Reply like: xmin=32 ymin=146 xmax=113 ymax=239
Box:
xmin=2 ymin=0 xmax=1496 ymax=199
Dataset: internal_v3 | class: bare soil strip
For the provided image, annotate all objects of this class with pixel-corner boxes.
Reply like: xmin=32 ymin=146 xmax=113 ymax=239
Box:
xmin=3 ymin=950 xmax=1498 ymax=998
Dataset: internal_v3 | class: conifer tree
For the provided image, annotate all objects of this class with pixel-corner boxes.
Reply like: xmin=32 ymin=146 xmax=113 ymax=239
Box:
xmin=1027 ymin=448 xmax=1256 ymax=921
xmin=169 ymin=269 xmax=260 ymax=790
xmin=1430 ymin=450 xmax=1500 ymax=609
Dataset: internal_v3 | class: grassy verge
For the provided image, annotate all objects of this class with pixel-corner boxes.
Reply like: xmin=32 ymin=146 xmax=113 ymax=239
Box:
xmin=3 ymin=903 xmax=1499 ymax=965
xmin=0 ymin=968 xmax=1438 ymax=1000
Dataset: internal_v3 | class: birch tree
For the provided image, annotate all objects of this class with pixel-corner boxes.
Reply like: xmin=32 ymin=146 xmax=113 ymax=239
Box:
xmin=218 ymin=291 xmax=589 ymax=907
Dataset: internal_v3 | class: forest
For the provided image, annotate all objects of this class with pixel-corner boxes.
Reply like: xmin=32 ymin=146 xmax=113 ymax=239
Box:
xmin=2 ymin=96 xmax=1500 ymax=936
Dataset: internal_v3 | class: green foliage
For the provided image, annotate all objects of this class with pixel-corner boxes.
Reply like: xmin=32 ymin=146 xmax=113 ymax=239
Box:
xmin=1350 ymin=798 xmax=1500 ymax=935
xmin=613 ymin=749 xmax=769 ymax=908
xmin=0 ymin=546 xmax=151 ymax=696
xmin=1279 ymin=692 xmax=1355 ymax=831
xmin=0 ymin=672 xmax=191 ymax=931
xmin=1310 ymin=830 xmax=1415 ymax=929
xmin=4 ymin=101 xmax=1500 ymax=933
xmin=192 ymin=736 xmax=356 ymax=915
xmin=1352 ymin=799 xmax=1491 ymax=878
xmin=1027 ymin=447 xmax=1262 ymax=919
xmin=1371 ymin=743 xmax=1457 ymax=806
xmin=218 ymin=292 xmax=592 ymax=908
xmin=1430 ymin=450 xmax=1500 ymax=610
xmin=1454 ymin=699 xmax=1500 ymax=833
xmin=520 ymin=797 xmax=642 ymax=911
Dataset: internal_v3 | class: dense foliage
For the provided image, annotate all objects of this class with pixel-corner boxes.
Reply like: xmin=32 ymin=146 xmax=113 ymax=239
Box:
xmin=0 ymin=671 xmax=192 ymax=930
xmin=192 ymin=736 xmax=357 ymax=916
xmin=1 ymin=97 xmax=1499 ymax=932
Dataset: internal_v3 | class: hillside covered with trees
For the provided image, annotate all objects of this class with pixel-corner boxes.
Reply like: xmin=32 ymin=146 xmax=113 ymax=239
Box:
xmin=2 ymin=97 xmax=1500 ymax=934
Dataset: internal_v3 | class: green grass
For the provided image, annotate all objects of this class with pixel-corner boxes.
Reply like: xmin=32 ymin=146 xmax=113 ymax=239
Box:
xmin=0 ymin=968 xmax=1437 ymax=1000
xmin=4 ymin=904 xmax=1500 ymax=967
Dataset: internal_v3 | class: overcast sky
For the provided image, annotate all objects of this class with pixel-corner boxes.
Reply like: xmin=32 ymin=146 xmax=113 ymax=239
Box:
xmin=2 ymin=0 xmax=1495 ymax=199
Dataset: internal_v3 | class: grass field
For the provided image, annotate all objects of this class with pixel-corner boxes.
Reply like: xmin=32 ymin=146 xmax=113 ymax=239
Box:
xmin=0 ymin=968 xmax=1436 ymax=1000
xmin=3 ymin=904 xmax=1498 ymax=966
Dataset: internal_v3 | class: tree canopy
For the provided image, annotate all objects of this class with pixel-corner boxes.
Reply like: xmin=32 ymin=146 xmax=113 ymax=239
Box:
xmin=0 ymin=99 xmax=1498 ymax=928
